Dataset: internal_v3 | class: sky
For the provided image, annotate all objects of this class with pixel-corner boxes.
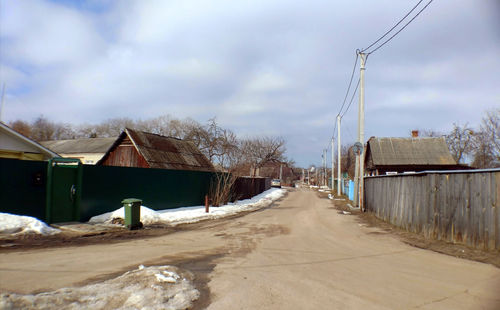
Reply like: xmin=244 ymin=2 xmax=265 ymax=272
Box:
xmin=1 ymin=0 xmax=499 ymax=167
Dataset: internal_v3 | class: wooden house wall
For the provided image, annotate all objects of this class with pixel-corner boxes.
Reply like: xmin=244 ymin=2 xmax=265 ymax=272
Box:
xmin=100 ymin=137 xmax=149 ymax=168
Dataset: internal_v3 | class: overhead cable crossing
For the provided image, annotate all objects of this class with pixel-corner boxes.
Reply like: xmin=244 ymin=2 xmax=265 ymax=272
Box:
xmin=361 ymin=0 xmax=425 ymax=53
xmin=362 ymin=0 xmax=434 ymax=55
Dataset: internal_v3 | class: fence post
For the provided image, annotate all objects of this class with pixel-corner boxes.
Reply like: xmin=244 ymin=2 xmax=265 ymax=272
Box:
xmin=205 ymin=195 xmax=209 ymax=213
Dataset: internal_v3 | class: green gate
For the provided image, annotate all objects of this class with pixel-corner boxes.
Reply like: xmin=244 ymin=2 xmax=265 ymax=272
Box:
xmin=46 ymin=158 xmax=83 ymax=223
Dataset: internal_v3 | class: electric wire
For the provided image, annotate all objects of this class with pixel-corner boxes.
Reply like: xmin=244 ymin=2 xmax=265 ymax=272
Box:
xmin=324 ymin=0 xmax=434 ymax=162
xmin=338 ymin=53 xmax=359 ymax=117
xmin=324 ymin=52 xmax=359 ymax=155
xmin=364 ymin=0 xmax=434 ymax=55
xmin=341 ymin=78 xmax=360 ymax=118
xmin=361 ymin=0 xmax=425 ymax=53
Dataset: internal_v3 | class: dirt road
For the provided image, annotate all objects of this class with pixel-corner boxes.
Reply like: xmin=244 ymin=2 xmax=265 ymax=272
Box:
xmin=1 ymin=189 xmax=499 ymax=309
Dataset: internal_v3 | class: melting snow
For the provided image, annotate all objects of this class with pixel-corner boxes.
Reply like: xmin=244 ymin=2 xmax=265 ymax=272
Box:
xmin=0 ymin=188 xmax=286 ymax=236
xmin=0 ymin=213 xmax=60 ymax=236
xmin=0 ymin=265 xmax=198 ymax=310
xmin=89 ymin=188 xmax=286 ymax=226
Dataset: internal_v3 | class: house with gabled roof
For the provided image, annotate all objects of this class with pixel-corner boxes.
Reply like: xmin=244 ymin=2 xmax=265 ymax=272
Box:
xmin=40 ymin=137 xmax=116 ymax=165
xmin=97 ymin=128 xmax=215 ymax=172
xmin=0 ymin=122 xmax=59 ymax=161
xmin=364 ymin=136 xmax=468 ymax=176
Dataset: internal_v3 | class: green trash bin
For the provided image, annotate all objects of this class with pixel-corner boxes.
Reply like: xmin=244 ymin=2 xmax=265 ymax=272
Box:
xmin=121 ymin=198 xmax=143 ymax=230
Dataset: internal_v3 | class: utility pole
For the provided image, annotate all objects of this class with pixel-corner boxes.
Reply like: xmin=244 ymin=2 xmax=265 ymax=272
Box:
xmin=320 ymin=149 xmax=325 ymax=186
xmin=331 ymin=137 xmax=334 ymax=191
xmin=337 ymin=115 xmax=341 ymax=196
xmin=321 ymin=151 xmax=324 ymax=186
xmin=323 ymin=149 xmax=327 ymax=187
xmin=279 ymin=164 xmax=283 ymax=180
xmin=353 ymin=51 xmax=367 ymax=209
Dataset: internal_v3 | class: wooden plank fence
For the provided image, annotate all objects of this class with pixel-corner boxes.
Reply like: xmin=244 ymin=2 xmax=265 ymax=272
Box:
xmin=364 ymin=169 xmax=500 ymax=251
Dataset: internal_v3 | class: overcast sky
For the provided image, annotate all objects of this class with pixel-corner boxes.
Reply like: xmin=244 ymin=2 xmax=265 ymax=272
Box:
xmin=1 ymin=0 xmax=499 ymax=167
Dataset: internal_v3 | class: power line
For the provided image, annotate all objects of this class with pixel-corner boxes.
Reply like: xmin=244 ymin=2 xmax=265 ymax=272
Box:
xmin=325 ymin=52 xmax=359 ymax=152
xmin=364 ymin=0 xmax=434 ymax=55
xmin=323 ymin=0 xmax=434 ymax=159
xmin=338 ymin=52 xmax=359 ymax=116
xmin=361 ymin=0 xmax=425 ymax=53
xmin=341 ymin=78 xmax=360 ymax=118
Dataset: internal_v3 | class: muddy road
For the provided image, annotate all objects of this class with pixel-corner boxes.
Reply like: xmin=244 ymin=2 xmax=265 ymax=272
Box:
xmin=1 ymin=189 xmax=499 ymax=309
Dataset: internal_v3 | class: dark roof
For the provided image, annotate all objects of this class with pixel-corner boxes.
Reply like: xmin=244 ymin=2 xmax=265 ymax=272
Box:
xmin=40 ymin=137 xmax=116 ymax=154
xmin=99 ymin=128 xmax=215 ymax=172
xmin=366 ymin=137 xmax=456 ymax=166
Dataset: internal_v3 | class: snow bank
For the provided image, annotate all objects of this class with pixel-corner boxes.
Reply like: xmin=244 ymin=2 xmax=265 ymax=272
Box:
xmin=90 ymin=188 xmax=286 ymax=226
xmin=89 ymin=206 xmax=163 ymax=225
xmin=0 ymin=213 xmax=60 ymax=236
xmin=0 ymin=265 xmax=199 ymax=310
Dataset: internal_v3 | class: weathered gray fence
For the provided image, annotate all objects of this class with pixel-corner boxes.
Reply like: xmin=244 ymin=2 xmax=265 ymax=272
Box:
xmin=364 ymin=169 xmax=500 ymax=251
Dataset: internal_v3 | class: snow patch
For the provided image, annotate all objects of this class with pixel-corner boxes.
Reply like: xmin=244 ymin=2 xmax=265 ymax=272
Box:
xmin=89 ymin=188 xmax=286 ymax=226
xmin=0 ymin=213 xmax=60 ymax=236
xmin=88 ymin=206 xmax=163 ymax=225
xmin=0 ymin=265 xmax=198 ymax=310
xmin=155 ymin=273 xmax=177 ymax=283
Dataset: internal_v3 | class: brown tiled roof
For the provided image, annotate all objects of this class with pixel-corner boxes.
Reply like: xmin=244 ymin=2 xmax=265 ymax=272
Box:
xmin=99 ymin=128 xmax=215 ymax=172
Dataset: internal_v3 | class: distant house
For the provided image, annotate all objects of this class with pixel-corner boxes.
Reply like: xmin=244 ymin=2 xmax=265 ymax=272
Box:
xmin=40 ymin=137 xmax=115 ymax=164
xmin=258 ymin=161 xmax=296 ymax=185
xmin=97 ymin=128 xmax=215 ymax=172
xmin=364 ymin=136 xmax=466 ymax=176
xmin=0 ymin=122 xmax=59 ymax=161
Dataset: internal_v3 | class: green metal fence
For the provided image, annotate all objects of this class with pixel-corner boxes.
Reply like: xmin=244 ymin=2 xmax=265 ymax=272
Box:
xmin=0 ymin=158 xmax=47 ymax=221
xmin=1 ymin=158 xmax=273 ymax=223
xmin=80 ymin=165 xmax=215 ymax=222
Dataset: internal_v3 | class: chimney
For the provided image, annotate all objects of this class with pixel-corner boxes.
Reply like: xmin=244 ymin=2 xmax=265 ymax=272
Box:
xmin=411 ymin=130 xmax=419 ymax=138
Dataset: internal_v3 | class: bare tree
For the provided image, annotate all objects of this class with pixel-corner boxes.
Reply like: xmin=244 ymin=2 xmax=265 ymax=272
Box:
xmin=199 ymin=118 xmax=239 ymax=169
xmin=446 ymin=123 xmax=474 ymax=164
xmin=344 ymin=145 xmax=356 ymax=179
xmin=481 ymin=109 xmax=500 ymax=162
xmin=8 ymin=114 xmax=289 ymax=173
xmin=209 ymin=172 xmax=238 ymax=206
xmin=30 ymin=116 xmax=56 ymax=141
xmin=471 ymin=132 xmax=495 ymax=168
xmin=471 ymin=109 xmax=500 ymax=168
xmin=412 ymin=129 xmax=444 ymax=137
xmin=240 ymin=136 xmax=286 ymax=176
xmin=136 ymin=115 xmax=176 ymax=136
xmin=9 ymin=120 xmax=32 ymax=137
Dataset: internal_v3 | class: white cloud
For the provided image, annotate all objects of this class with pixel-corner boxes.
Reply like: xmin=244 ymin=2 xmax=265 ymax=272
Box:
xmin=244 ymin=72 xmax=290 ymax=93
xmin=0 ymin=65 xmax=28 ymax=90
xmin=1 ymin=0 xmax=105 ymax=67
xmin=0 ymin=0 xmax=499 ymax=167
